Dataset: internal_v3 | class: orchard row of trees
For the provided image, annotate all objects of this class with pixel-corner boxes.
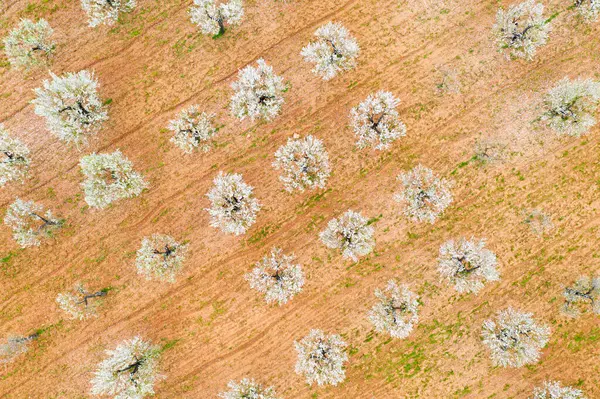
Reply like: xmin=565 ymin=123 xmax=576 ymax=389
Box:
xmin=3 ymin=211 xmax=598 ymax=396
xmin=3 ymin=0 xmax=600 ymax=70
xmin=1 ymin=67 xmax=598 ymax=196
xmin=2 ymin=0 xmax=599 ymax=397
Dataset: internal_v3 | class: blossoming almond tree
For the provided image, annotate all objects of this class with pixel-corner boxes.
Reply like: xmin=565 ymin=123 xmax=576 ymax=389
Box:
xmin=301 ymin=21 xmax=360 ymax=81
xmin=189 ymin=0 xmax=244 ymax=36
xmin=90 ymin=336 xmax=162 ymax=399
xmin=81 ymin=0 xmax=137 ymax=27
xmin=530 ymin=380 xmax=587 ymax=399
xmin=245 ymin=247 xmax=304 ymax=305
xmin=168 ymin=106 xmax=218 ymax=154
xmin=294 ymin=329 xmax=348 ymax=386
xmin=523 ymin=209 xmax=554 ymax=235
xmin=272 ymin=134 xmax=331 ymax=193
xmin=0 ymin=333 xmax=39 ymax=364
xmin=4 ymin=198 xmax=63 ymax=248
xmin=230 ymin=59 xmax=286 ymax=122
xmin=574 ymin=0 xmax=600 ymax=22
xmin=0 ymin=125 xmax=30 ymax=187
xmin=135 ymin=234 xmax=188 ymax=283
xmin=540 ymin=77 xmax=600 ymax=137
xmin=350 ymin=91 xmax=406 ymax=150
xmin=206 ymin=172 xmax=261 ymax=235
xmin=80 ymin=150 xmax=148 ymax=209
xmin=492 ymin=0 xmax=551 ymax=60
xmin=474 ymin=138 xmax=507 ymax=164
xmin=481 ymin=307 xmax=550 ymax=368
xmin=56 ymin=283 xmax=108 ymax=320
xmin=561 ymin=275 xmax=600 ymax=318
xmin=369 ymin=280 xmax=419 ymax=339
xmin=32 ymin=70 xmax=109 ymax=146
xmin=319 ymin=210 xmax=375 ymax=261
xmin=219 ymin=378 xmax=280 ymax=399
xmin=434 ymin=65 xmax=461 ymax=95
xmin=394 ymin=165 xmax=453 ymax=224
xmin=437 ymin=237 xmax=500 ymax=294
xmin=3 ymin=18 xmax=55 ymax=69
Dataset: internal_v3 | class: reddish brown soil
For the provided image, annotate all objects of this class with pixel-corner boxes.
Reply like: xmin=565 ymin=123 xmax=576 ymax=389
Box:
xmin=1 ymin=0 xmax=600 ymax=398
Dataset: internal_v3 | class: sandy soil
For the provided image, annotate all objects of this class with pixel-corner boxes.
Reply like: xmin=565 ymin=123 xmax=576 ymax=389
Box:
xmin=1 ymin=0 xmax=600 ymax=397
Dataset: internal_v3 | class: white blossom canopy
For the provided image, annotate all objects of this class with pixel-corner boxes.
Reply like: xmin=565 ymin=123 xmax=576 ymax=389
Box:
xmin=4 ymin=198 xmax=62 ymax=248
xmin=90 ymin=336 xmax=162 ymax=399
xmin=0 ymin=124 xmax=30 ymax=187
xmin=80 ymin=150 xmax=148 ymax=209
xmin=301 ymin=21 xmax=360 ymax=81
xmin=369 ymin=280 xmax=419 ymax=339
xmin=32 ymin=70 xmax=109 ymax=146
xmin=574 ymin=0 xmax=600 ymax=22
xmin=294 ymin=329 xmax=348 ymax=386
xmin=135 ymin=234 xmax=188 ymax=283
xmin=168 ymin=106 xmax=218 ymax=154
xmin=219 ymin=378 xmax=280 ymax=399
xmin=272 ymin=134 xmax=331 ymax=193
xmin=437 ymin=237 xmax=500 ymax=294
xmin=481 ymin=307 xmax=550 ymax=368
xmin=189 ymin=0 xmax=244 ymax=36
xmin=230 ymin=59 xmax=286 ymax=121
xmin=319 ymin=209 xmax=375 ymax=261
xmin=394 ymin=164 xmax=453 ymax=224
xmin=0 ymin=334 xmax=37 ymax=364
xmin=56 ymin=283 xmax=107 ymax=320
xmin=245 ymin=247 xmax=304 ymax=305
xmin=205 ymin=171 xmax=261 ymax=235
xmin=350 ymin=91 xmax=406 ymax=150
xmin=3 ymin=18 xmax=55 ymax=69
xmin=492 ymin=0 xmax=550 ymax=60
xmin=541 ymin=77 xmax=600 ymax=137
xmin=530 ymin=380 xmax=587 ymax=399
xmin=81 ymin=0 xmax=137 ymax=27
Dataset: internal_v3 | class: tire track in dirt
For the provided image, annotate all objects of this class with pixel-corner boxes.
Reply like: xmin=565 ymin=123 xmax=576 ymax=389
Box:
xmin=0 ymin=103 xmax=30 ymax=125
xmin=74 ymin=4 xmax=191 ymax=72
xmin=2 ymin=244 xmax=327 ymax=395
xmin=0 ymin=0 xmax=353 ymax=126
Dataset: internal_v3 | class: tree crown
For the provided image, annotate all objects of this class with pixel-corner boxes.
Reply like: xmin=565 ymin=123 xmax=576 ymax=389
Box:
xmin=481 ymin=307 xmax=550 ymax=367
xmin=32 ymin=70 xmax=109 ymax=146
xmin=80 ymin=150 xmax=148 ymax=209
xmin=245 ymin=247 xmax=304 ymax=305
xmin=90 ymin=336 xmax=162 ymax=399
xmin=319 ymin=209 xmax=375 ymax=261
xmin=301 ymin=21 xmax=360 ymax=81
xmin=3 ymin=18 xmax=55 ymax=69
xmin=272 ymin=134 xmax=331 ymax=193
xmin=294 ymin=329 xmax=348 ymax=386
xmin=369 ymin=280 xmax=420 ymax=339
xmin=230 ymin=59 xmax=286 ymax=121
xmin=81 ymin=0 xmax=137 ymax=27
xmin=0 ymin=124 xmax=31 ymax=187
xmin=206 ymin=171 xmax=261 ymax=235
